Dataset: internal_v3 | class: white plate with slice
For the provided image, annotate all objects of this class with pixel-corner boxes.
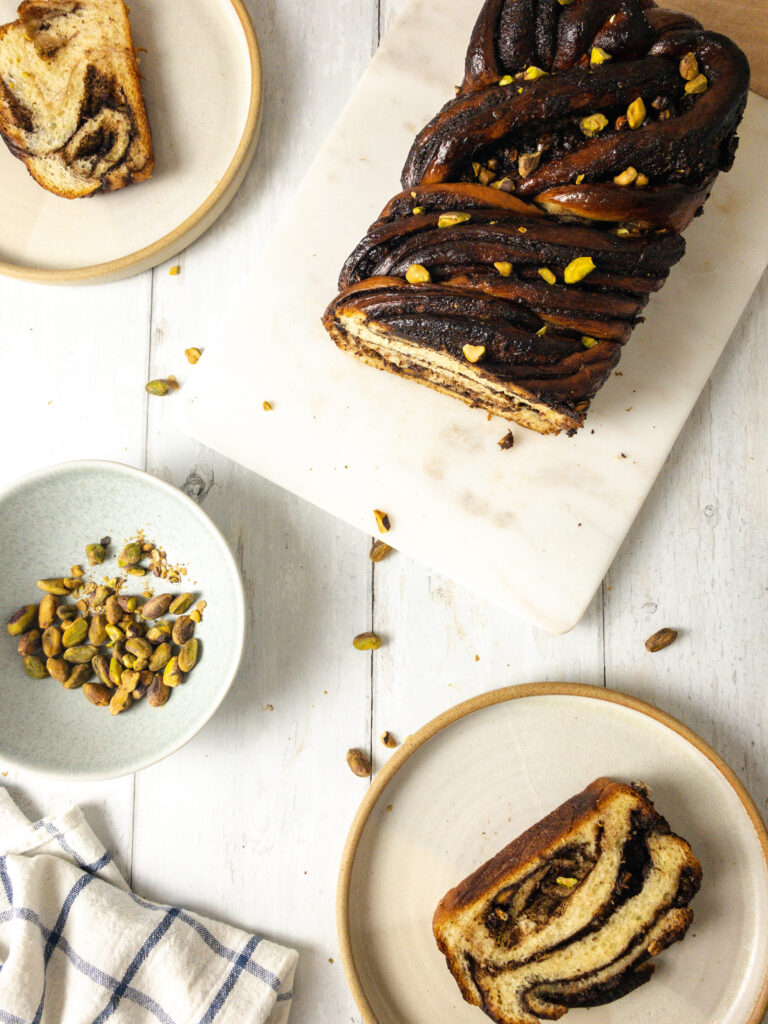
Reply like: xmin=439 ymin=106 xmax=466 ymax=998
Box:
xmin=338 ymin=683 xmax=768 ymax=1024
xmin=0 ymin=0 xmax=261 ymax=283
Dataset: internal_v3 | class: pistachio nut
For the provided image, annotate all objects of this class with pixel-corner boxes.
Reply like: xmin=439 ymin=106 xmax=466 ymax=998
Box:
xmin=171 ymin=615 xmax=194 ymax=646
xmin=679 ymin=51 xmax=699 ymax=81
xmin=142 ymin=593 xmax=173 ymax=620
xmin=109 ymin=686 xmax=133 ymax=715
xmin=127 ymin=567 xmax=146 ymax=577
xmin=109 ymin=656 xmax=123 ymax=687
xmin=147 ymin=674 xmax=171 ymax=708
xmin=86 ymin=543 xmax=107 ymax=566
xmin=92 ymin=654 xmax=112 ymax=687
xmin=494 ymin=262 xmax=513 ymax=277
xmin=36 ymin=579 xmax=70 ymax=596
xmin=626 ymin=96 xmax=646 ymax=130
xmin=518 ymin=151 xmax=541 ymax=177
xmin=556 ymin=876 xmax=579 ymax=888
xmin=139 ymin=670 xmax=154 ymax=690
xmin=42 ymin=626 xmax=63 ymax=658
xmin=132 ymin=658 xmax=148 ymax=673
xmin=121 ymin=669 xmax=140 ymax=693
xmin=117 ymin=542 xmax=142 ymax=568
xmin=613 ymin=166 xmax=638 ymax=186
xmin=125 ymin=638 xmax=152 ymax=660
xmin=145 ymin=379 xmax=173 ymax=397
xmin=369 ymin=540 xmax=393 ymax=563
xmin=353 ymin=632 xmax=382 ymax=651
xmin=163 ymin=657 xmax=183 ymax=688
xmin=405 ymin=264 xmax=431 ymax=284
xmin=437 ymin=212 xmax=471 ymax=229
xmin=122 ymin=654 xmax=136 ymax=670
xmin=644 ymin=628 xmax=678 ymax=653
xmin=462 ymin=344 xmax=486 ymax=364
xmin=146 ymin=622 xmax=172 ymax=644
xmin=63 ymin=645 xmax=99 ymax=664
xmin=189 ymin=610 xmax=202 ymax=624
xmin=88 ymin=613 xmax=108 ymax=646
xmin=46 ymin=657 xmax=70 ymax=684
xmin=7 ymin=605 xmax=38 ymax=636
xmin=178 ymin=638 xmax=199 ymax=674
xmin=62 ymin=577 xmax=82 ymax=592
xmin=90 ymin=585 xmax=111 ymax=606
xmin=684 ymin=73 xmax=707 ymax=95
xmin=133 ymin=682 xmax=148 ymax=700
xmin=105 ymin=625 xmax=125 ymax=645
xmin=579 ymin=113 xmax=608 ymax=137
xmin=168 ymin=593 xmax=194 ymax=615
xmin=346 ymin=748 xmax=372 ymax=778
xmin=83 ymin=683 xmax=112 ymax=707
xmin=590 ymin=46 xmax=611 ymax=65
xmin=62 ymin=618 xmax=88 ymax=648
xmin=124 ymin=620 xmax=147 ymax=640
xmin=23 ymin=655 xmax=49 ymax=679
xmin=103 ymin=595 xmax=121 ymax=626
xmin=185 ymin=347 xmax=202 ymax=365
xmin=148 ymin=642 xmax=173 ymax=673
xmin=538 ymin=267 xmax=556 ymax=285
xmin=17 ymin=629 xmax=42 ymax=656
xmin=38 ymin=594 xmax=59 ymax=629
xmin=118 ymin=595 xmax=140 ymax=613
xmin=56 ymin=605 xmax=77 ymax=622
xmin=64 ymin=663 xmax=92 ymax=690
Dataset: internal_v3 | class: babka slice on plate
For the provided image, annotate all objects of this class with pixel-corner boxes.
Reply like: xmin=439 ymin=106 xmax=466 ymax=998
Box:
xmin=323 ymin=0 xmax=750 ymax=434
xmin=0 ymin=0 xmax=153 ymax=197
xmin=433 ymin=777 xmax=702 ymax=1024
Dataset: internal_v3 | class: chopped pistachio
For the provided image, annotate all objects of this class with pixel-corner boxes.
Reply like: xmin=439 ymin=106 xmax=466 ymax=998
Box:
xmin=412 ymin=205 xmax=425 ymax=214
xmin=627 ymin=97 xmax=646 ymax=130
xmin=462 ymin=344 xmax=486 ymax=364
xmin=490 ymin=177 xmax=514 ymax=192
xmin=635 ymin=173 xmax=649 ymax=187
xmin=581 ymin=336 xmax=598 ymax=349
xmin=563 ymin=256 xmax=596 ymax=284
xmin=556 ymin=876 xmax=579 ymax=888
xmin=494 ymin=262 xmax=513 ymax=277
xmin=590 ymin=47 xmax=611 ymax=65
xmin=437 ymin=212 xmax=471 ymax=228
xmin=538 ymin=267 xmax=556 ymax=285
xmin=262 ymin=401 xmax=273 ymax=411
xmin=523 ymin=66 xmax=547 ymax=80
xmin=518 ymin=151 xmax=541 ymax=178
xmin=405 ymin=263 xmax=431 ymax=284
xmin=679 ymin=52 xmax=699 ymax=81
xmin=613 ymin=166 xmax=638 ymax=186
xmin=535 ymin=326 xmax=547 ymax=337
xmin=684 ymin=73 xmax=708 ymax=95
xmin=185 ymin=348 xmax=202 ymax=365
xmin=373 ymin=509 xmax=391 ymax=534
xmin=498 ymin=75 xmax=513 ymax=86
xmin=579 ymin=113 xmax=608 ymax=137
xmin=616 ymin=227 xmax=631 ymax=237
xmin=575 ymin=174 xmax=585 ymax=184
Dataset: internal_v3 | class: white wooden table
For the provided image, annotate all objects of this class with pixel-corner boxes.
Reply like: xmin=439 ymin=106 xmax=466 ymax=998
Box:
xmin=1 ymin=1 xmax=766 ymax=1021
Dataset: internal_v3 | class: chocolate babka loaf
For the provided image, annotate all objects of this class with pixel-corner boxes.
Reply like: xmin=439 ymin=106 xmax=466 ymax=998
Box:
xmin=433 ymin=778 xmax=702 ymax=1024
xmin=323 ymin=0 xmax=750 ymax=434
xmin=0 ymin=0 xmax=153 ymax=198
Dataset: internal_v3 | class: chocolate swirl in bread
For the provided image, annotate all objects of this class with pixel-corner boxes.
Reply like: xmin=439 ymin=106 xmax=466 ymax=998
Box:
xmin=0 ymin=0 xmax=153 ymax=198
xmin=324 ymin=0 xmax=750 ymax=435
xmin=433 ymin=778 xmax=702 ymax=1024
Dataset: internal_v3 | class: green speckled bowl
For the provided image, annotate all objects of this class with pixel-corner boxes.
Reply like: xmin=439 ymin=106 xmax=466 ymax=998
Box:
xmin=0 ymin=461 xmax=245 ymax=779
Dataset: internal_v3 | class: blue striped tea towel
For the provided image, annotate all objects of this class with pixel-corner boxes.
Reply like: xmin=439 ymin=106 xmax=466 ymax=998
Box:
xmin=0 ymin=788 xmax=298 ymax=1024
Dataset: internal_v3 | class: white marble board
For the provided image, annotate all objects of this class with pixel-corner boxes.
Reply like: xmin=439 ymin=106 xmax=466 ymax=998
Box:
xmin=182 ymin=0 xmax=768 ymax=634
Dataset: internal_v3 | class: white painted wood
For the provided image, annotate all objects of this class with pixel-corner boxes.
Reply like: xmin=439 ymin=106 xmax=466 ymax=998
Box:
xmin=0 ymin=2 xmax=766 ymax=1023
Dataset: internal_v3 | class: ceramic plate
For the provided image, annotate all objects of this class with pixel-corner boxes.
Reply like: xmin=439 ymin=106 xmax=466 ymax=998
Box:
xmin=0 ymin=461 xmax=245 ymax=779
xmin=338 ymin=684 xmax=768 ymax=1024
xmin=0 ymin=0 xmax=261 ymax=283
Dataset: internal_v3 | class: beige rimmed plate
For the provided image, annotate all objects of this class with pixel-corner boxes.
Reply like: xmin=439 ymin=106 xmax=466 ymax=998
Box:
xmin=338 ymin=683 xmax=768 ymax=1024
xmin=0 ymin=0 xmax=261 ymax=284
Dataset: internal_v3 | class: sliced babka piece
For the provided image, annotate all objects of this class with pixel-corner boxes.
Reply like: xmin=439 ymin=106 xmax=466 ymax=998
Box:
xmin=433 ymin=777 xmax=702 ymax=1024
xmin=0 ymin=0 xmax=153 ymax=197
xmin=323 ymin=0 xmax=750 ymax=435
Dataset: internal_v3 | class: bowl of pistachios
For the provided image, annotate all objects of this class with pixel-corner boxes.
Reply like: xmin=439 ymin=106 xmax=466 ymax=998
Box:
xmin=0 ymin=460 xmax=245 ymax=779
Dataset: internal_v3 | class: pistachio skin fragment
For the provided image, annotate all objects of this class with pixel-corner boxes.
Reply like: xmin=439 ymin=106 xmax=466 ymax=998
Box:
xmin=142 ymin=593 xmax=174 ymax=620
xmin=36 ymin=579 xmax=70 ymax=596
xmin=177 ymin=638 xmax=199 ymax=674
xmin=645 ymin=628 xmax=678 ymax=652
xmin=168 ymin=593 xmax=194 ymax=616
xmin=8 ymin=605 xmax=38 ymax=636
xmin=38 ymin=594 xmax=59 ymax=629
xmin=147 ymin=674 xmax=171 ymax=708
xmin=63 ymin=645 xmax=99 ymax=664
xmin=83 ymin=683 xmax=112 ymax=707
xmin=23 ymin=656 xmax=49 ymax=679
xmin=46 ymin=657 xmax=70 ymax=684
xmin=42 ymin=626 xmax=63 ymax=658
xmin=353 ymin=632 xmax=382 ymax=651
xmin=346 ymin=748 xmax=372 ymax=778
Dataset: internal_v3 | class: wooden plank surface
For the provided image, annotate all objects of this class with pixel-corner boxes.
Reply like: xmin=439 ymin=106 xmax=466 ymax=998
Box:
xmin=0 ymin=0 xmax=765 ymax=1021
